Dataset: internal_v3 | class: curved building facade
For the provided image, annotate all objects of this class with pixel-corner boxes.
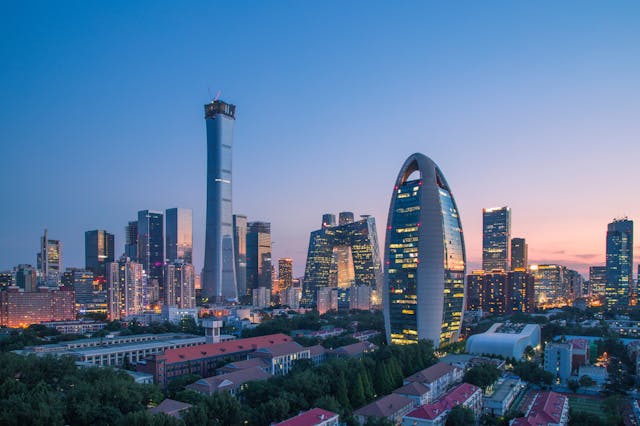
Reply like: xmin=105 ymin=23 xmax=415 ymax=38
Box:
xmin=383 ymin=153 xmax=466 ymax=347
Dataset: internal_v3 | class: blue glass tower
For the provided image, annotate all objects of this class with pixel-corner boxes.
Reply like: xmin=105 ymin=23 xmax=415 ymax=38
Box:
xmin=606 ymin=218 xmax=633 ymax=307
xmin=203 ymin=100 xmax=238 ymax=302
xmin=383 ymin=153 xmax=466 ymax=347
xmin=482 ymin=206 xmax=511 ymax=272
xmin=137 ymin=210 xmax=164 ymax=303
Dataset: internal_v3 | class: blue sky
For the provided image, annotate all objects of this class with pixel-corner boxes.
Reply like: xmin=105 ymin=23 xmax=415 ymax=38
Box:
xmin=1 ymin=1 xmax=640 ymax=276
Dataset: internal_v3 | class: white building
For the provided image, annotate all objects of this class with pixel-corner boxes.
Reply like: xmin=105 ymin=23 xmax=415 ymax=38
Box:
xmin=483 ymin=377 xmax=524 ymax=416
xmin=465 ymin=323 xmax=541 ymax=359
xmin=544 ymin=342 xmax=572 ymax=383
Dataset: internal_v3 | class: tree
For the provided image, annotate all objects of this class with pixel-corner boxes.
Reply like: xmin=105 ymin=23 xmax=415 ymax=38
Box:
xmin=463 ymin=363 xmax=500 ymax=391
xmin=579 ymin=375 xmax=595 ymax=388
xmin=568 ymin=379 xmax=580 ymax=393
xmin=446 ymin=405 xmax=475 ymax=426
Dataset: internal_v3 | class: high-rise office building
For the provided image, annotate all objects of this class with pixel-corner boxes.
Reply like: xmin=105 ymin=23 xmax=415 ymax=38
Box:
xmin=203 ymin=100 xmax=238 ymax=303
xmin=85 ymin=230 xmax=115 ymax=279
xmin=107 ymin=256 xmax=144 ymax=320
xmin=466 ymin=270 xmax=485 ymax=312
xmin=165 ymin=208 xmax=193 ymax=264
xmin=507 ymin=269 xmax=535 ymax=313
xmin=247 ymin=222 xmax=272 ymax=296
xmin=137 ymin=210 xmax=164 ymax=303
xmin=589 ymin=266 xmax=607 ymax=297
xmin=482 ymin=207 xmax=511 ymax=272
xmin=125 ymin=221 xmax=138 ymax=260
xmin=383 ymin=153 xmax=466 ymax=347
xmin=350 ymin=284 xmax=372 ymax=311
xmin=567 ymin=269 xmax=584 ymax=300
xmin=317 ymin=286 xmax=338 ymax=315
xmin=530 ymin=264 xmax=569 ymax=307
xmin=322 ymin=214 xmax=336 ymax=229
xmin=15 ymin=264 xmax=37 ymax=292
xmin=233 ymin=214 xmax=248 ymax=298
xmin=37 ymin=229 xmax=62 ymax=286
xmin=279 ymin=258 xmax=293 ymax=293
xmin=339 ymin=212 xmax=355 ymax=225
xmin=302 ymin=213 xmax=382 ymax=307
xmin=64 ymin=268 xmax=95 ymax=306
xmin=510 ymin=238 xmax=527 ymax=270
xmin=164 ymin=261 xmax=195 ymax=309
xmin=606 ymin=218 xmax=633 ymax=307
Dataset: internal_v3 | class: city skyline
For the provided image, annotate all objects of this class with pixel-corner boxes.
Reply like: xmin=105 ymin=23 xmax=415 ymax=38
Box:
xmin=2 ymin=2 xmax=640 ymax=278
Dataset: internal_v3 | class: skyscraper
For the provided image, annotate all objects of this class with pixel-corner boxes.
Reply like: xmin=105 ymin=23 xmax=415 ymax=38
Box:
xmin=233 ymin=214 xmax=248 ymax=298
xmin=302 ymin=213 xmax=382 ymax=307
xmin=606 ymin=218 xmax=634 ymax=307
xmin=107 ymin=256 xmax=144 ymax=320
xmin=203 ymin=100 xmax=238 ymax=302
xmin=510 ymin=237 xmax=528 ymax=270
xmin=137 ymin=210 xmax=164 ymax=303
xmin=482 ymin=207 xmax=511 ymax=271
xmin=279 ymin=258 xmax=293 ymax=293
xmin=37 ymin=229 xmax=62 ymax=286
xmin=247 ymin=221 xmax=272 ymax=295
xmin=589 ymin=266 xmax=607 ymax=297
xmin=530 ymin=264 xmax=569 ymax=307
xmin=164 ymin=261 xmax=195 ymax=308
xmin=85 ymin=230 xmax=115 ymax=279
xmin=125 ymin=221 xmax=138 ymax=260
xmin=507 ymin=269 xmax=535 ymax=313
xmin=165 ymin=208 xmax=193 ymax=264
xmin=15 ymin=264 xmax=37 ymax=292
xmin=383 ymin=153 xmax=466 ymax=347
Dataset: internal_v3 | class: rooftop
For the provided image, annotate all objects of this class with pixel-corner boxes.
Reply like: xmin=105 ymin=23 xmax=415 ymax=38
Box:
xmin=274 ymin=408 xmax=339 ymax=426
xmin=331 ymin=341 xmax=377 ymax=356
xmin=253 ymin=341 xmax=307 ymax=357
xmin=404 ymin=362 xmax=460 ymax=384
xmin=189 ymin=367 xmax=272 ymax=392
xmin=405 ymin=383 xmax=480 ymax=420
xmin=148 ymin=399 xmax=192 ymax=418
xmin=393 ymin=381 xmax=431 ymax=396
xmin=354 ymin=393 xmax=414 ymax=418
xmin=512 ymin=391 xmax=568 ymax=426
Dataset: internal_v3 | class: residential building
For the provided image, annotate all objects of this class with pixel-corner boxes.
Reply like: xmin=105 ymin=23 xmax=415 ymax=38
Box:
xmin=328 ymin=341 xmax=378 ymax=359
xmin=41 ymin=320 xmax=106 ymax=335
xmin=482 ymin=207 xmax=511 ymax=272
xmin=84 ymin=230 xmax=115 ymax=279
xmin=107 ymin=256 xmax=144 ymax=320
xmin=384 ymin=154 xmax=466 ymax=347
xmin=403 ymin=362 xmax=463 ymax=400
xmin=483 ymin=377 xmax=524 ymax=416
xmin=302 ymin=213 xmax=382 ymax=308
xmin=606 ymin=218 xmax=634 ymax=307
xmin=507 ymin=269 xmax=535 ymax=313
xmin=274 ymin=408 xmax=339 ymax=426
xmin=148 ymin=399 xmax=192 ymax=419
xmin=354 ymin=394 xmax=415 ymax=425
xmin=393 ymin=382 xmax=433 ymax=405
xmin=249 ymin=341 xmax=310 ymax=375
xmin=203 ymin=100 xmax=238 ymax=302
xmin=511 ymin=238 xmax=528 ymax=270
xmin=279 ymin=258 xmax=293 ymax=294
xmin=544 ymin=343 xmax=572 ymax=383
xmin=165 ymin=208 xmax=193 ymax=264
xmin=402 ymin=383 xmax=482 ymax=426
xmin=465 ymin=323 xmax=541 ymax=359
xmin=186 ymin=367 xmax=272 ymax=396
xmin=350 ymin=284 xmax=372 ymax=311
xmin=466 ymin=270 xmax=484 ymax=312
xmin=511 ymin=391 xmax=569 ymax=426
xmin=164 ymin=261 xmax=195 ymax=308
xmin=317 ymin=286 xmax=338 ymax=314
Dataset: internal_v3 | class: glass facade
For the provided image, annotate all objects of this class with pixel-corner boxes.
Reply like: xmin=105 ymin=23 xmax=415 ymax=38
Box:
xmin=531 ymin=264 xmax=568 ymax=307
xmin=383 ymin=153 xmax=466 ymax=348
xmin=203 ymin=100 xmax=238 ymax=302
xmin=125 ymin=221 xmax=138 ymax=260
xmin=233 ymin=214 xmax=248 ymax=298
xmin=589 ymin=266 xmax=607 ymax=297
xmin=247 ymin=221 xmax=272 ymax=295
xmin=37 ymin=229 xmax=63 ymax=286
xmin=606 ymin=218 xmax=633 ymax=307
xmin=137 ymin=210 xmax=164 ymax=303
xmin=85 ymin=229 xmax=115 ymax=279
xmin=165 ymin=208 xmax=193 ymax=264
xmin=482 ymin=207 xmax=511 ymax=272
xmin=301 ymin=213 xmax=382 ymax=308
xmin=510 ymin=237 xmax=528 ymax=270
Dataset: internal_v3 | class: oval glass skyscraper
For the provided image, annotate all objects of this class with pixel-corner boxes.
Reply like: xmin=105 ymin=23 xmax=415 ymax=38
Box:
xmin=383 ymin=153 xmax=466 ymax=347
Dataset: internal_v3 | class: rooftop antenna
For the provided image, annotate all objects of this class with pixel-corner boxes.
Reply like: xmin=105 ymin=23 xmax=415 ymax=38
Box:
xmin=213 ymin=90 xmax=221 ymax=102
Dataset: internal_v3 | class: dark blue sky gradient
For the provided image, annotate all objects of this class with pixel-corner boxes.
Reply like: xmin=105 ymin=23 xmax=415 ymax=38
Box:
xmin=2 ymin=1 xmax=640 ymax=276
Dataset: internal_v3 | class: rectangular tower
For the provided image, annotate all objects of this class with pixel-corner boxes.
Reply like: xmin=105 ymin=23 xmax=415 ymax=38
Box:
xmin=125 ymin=221 xmax=138 ymax=260
xmin=247 ymin=221 xmax=272 ymax=295
xmin=510 ymin=237 xmax=527 ymax=270
xmin=137 ymin=210 xmax=164 ymax=303
xmin=85 ymin=229 xmax=115 ymax=279
xmin=589 ymin=266 xmax=607 ymax=297
xmin=37 ymin=229 xmax=63 ymax=286
xmin=482 ymin=207 xmax=511 ymax=271
xmin=165 ymin=208 xmax=193 ymax=264
xmin=203 ymin=100 xmax=238 ymax=302
xmin=279 ymin=258 xmax=293 ymax=293
xmin=606 ymin=218 xmax=633 ymax=307
xmin=233 ymin=214 xmax=248 ymax=298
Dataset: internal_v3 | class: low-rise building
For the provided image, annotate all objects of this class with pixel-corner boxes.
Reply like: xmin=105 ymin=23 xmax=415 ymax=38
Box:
xmin=148 ymin=399 xmax=192 ymax=419
xmin=249 ymin=341 xmax=310 ymax=375
xmin=566 ymin=338 xmax=589 ymax=368
xmin=274 ymin=408 xmax=339 ymax=426
xmin=401 ymin=383 xmax=482 ymax=426
xmin=217 ymin=357 xmax=270 ymax=374
xmin=41 ymin=320 xmax=107 ymax=335
xmin=577 ymin=365 xmax=608 ymax=386
xmin=483 ymin=377 xmax=524 ymax=416
xmin=544 ymin=343 xmax=572 ymax=383
xmin=393 ymin=382 xmax=432 ymax=405
xmin=465 ymin=323 xmax=541 ymax=359
xmin=186 ymin=366 xmax=272 ymax=396
xmin=351 ymin=330 xmax=380 ymax=342
xmin=510 ymin=391 xmax=569 ymax=426
xmin=403 ymin=362 xmax=463 ymax=400
xmin=354 ymin=394 xmax=415 ymax=425
xmin=328 ymin=341 xmax=378 ymax=359
xmin=309 ymin=345 xmax=327 ymax=365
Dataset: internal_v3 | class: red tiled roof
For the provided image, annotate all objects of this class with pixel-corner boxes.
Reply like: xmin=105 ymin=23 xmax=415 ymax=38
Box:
xmin=162 ymin=334 xmax=292 ymax=363
xmin=354 ymin=394 xmax=414 ymax=418
xmin=405 ymin=362 xmax=460 ymax=384
xmin=512 ymin=391 xmax=568 ymax=426
xmin=404 ymin=383 xmax=480 ymax=421
xmin=274 ymin=408 xmax=339 ymax=426
xmin=148 ymin=399 xmax=192 ymax=418
xmin=567 ymin=338 xmax=588 ymax=351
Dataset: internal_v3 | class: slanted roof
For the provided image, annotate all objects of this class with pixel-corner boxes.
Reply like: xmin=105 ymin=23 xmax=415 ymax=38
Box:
xmin=393 ymin=381 xmax=431 ymax=396
xmin=254 ymin=341 xmax=307 ymax=357
xmin=188 ymin=367 xmax=272 ymax=393
xmin=162 ymin=333 xmax=292 ymax=363
xmin=332 ymin=341 xmax=377 ymax=357
xmin=404 ymin=362 xmax=460 ymax=384
xmin=404 ymin=383 xmax=480 ymax=421
xmin=308 ymin=345 xmax=326 ymax=357
xmin=274 ymin=408 xmax=339 ymax=426
xmin=511 ymin=391 xmax=568 ymax=426
xmin=353 ymin=394 xmax=414 ymax=418
xmin=222 ymin=357 xmax=269 ymax=371
xmin=148 ymin=399 xmax=192 ymax=418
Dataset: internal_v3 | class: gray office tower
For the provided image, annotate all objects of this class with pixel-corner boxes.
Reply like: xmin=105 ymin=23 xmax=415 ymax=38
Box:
xmin=85 ymin=230 xmax=115 ymax=278
xmin=247 ymin=222 xmax=272 ymax=293
xmin=125 ymin=221 xmax=138 ymax=260
xmin=233 ymin=214 xmax=248 ymax=298
xmin=482 ymin=206 xmax=511 ymax=271
xmin=510 ymin=238 xmax=528 ymax=270
xmin=137 ymin=210 xmax=164 ymax=302
xmin=203 ymin=100 xmax=238 ymax=302
xmin=606 ymin=218 xmax=633 ymax=307
xmin=165 ymin=208 xmax=193 ymax=264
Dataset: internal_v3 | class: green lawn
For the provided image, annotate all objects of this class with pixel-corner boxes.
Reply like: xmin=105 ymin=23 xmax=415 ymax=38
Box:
xmin=569 ymin=396 xmax=607 ymax=421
